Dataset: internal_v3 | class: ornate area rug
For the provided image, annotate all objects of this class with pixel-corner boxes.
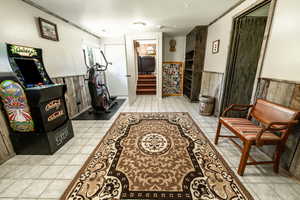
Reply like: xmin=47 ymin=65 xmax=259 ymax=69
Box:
xmin=61 ymin=112 xmax=253 ymax=200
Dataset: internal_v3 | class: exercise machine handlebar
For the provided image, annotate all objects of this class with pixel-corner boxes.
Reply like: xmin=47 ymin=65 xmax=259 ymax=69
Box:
xmin=83 ymin=49 xmax=112 ymax=72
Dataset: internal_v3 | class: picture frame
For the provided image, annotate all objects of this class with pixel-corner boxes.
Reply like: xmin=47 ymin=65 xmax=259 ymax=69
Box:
xmin=162 ymin=62 xmax=184 ymax=96
xmin=38 ymin=17 xmax=59 ymax=41
xmin=212 ymin=39 xmax=220 ymax=54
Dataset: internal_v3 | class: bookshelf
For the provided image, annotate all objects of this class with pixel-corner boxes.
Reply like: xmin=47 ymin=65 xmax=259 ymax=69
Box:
xmin=183 ymin=26 xmax=208 ymax=102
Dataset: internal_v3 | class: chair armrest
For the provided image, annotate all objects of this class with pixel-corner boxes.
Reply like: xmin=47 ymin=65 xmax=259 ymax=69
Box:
xmin=256 ymin=120 xmax=299 ymax=146
xmin=221 ymin=104 xmax=253 ymax=117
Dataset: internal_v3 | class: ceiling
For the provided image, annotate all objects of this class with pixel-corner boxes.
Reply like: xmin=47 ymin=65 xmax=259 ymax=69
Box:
xmin=30 ymin=0 xmax=241 ymax=38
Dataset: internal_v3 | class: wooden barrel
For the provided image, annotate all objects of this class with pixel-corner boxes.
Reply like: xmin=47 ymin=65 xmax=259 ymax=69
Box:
xmin=199 ymin=95 xmax=215 ymax=116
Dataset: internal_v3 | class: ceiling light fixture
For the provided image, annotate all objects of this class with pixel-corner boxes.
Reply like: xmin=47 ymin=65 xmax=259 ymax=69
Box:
xmin=132 ymin=21 xmax=147 ymax=29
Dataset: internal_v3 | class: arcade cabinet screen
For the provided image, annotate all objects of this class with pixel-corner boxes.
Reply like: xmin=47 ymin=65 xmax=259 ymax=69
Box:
xmin=14 ymin=58 xmax=44 ymax=85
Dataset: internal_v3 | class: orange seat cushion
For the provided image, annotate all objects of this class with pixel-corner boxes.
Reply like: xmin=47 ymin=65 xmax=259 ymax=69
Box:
xmin=220 ymin=117 xmax=281 ymax=142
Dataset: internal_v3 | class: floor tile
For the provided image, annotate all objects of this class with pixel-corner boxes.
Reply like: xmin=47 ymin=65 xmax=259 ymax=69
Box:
xmin=0 ymin=179 xmax=33 ymax=198
xmin=0 ymin=179 xmax=16 ymax=193
xmin=20 ymin=180 xmax=51 ymax=198
xmin=68 ymin=155 xmax=89 ymax=165
xmin=39 ymin=166 xmax=65 ymax=179
xmin=40 ymin=180 xmax=70 ymax=198
xmin=53 ymin=155 xmax=75 ymax=165
xmin=21 ymin=165 xmax=49 ymax=179
xmin=56 ymin=165 xmax=81 ymax=179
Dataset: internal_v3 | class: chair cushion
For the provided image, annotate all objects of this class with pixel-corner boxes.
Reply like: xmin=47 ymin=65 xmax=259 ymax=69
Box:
xmin=220 ymin=117 xmax=281 ymax=142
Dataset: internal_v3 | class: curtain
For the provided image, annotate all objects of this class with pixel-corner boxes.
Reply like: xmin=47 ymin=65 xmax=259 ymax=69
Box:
xmin=223 ymin=16 xmax=267 ymax=117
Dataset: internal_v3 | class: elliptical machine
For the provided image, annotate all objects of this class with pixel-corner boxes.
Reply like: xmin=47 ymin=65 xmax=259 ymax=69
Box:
xmin=83 ymin=49 xmax=117 ymax=113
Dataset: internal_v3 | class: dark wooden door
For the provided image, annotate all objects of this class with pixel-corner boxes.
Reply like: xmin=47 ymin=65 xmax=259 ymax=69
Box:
xmin=222 ymin=16 xmax=267 ymax=117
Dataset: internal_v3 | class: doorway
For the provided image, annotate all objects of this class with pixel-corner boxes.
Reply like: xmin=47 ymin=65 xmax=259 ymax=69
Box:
xmin=135 ymin=40 xmax=157 ymax=95
xmin=104 ymin=44 xmax=128 ymax=96
xmin=125 ymin=33 xmax=163 ymax=105
xmin=221 ymin=1 xmax=271 ymax=117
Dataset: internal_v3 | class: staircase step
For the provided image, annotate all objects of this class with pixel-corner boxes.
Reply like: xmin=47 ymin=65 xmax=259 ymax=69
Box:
xmin=138 ymin=79 xmax=156 ymax=82
xmin=137 ymin=88 xmax=156 ymax=92
xmin=137 ymin=83 xmax=156 ymax=87
xmin=138 ymin=75 xmax=156 ymax=79
xmin=136 ymin=90 xmax=156 ymax=95
xmin=136 ymin=75 xmax=156 ymax=95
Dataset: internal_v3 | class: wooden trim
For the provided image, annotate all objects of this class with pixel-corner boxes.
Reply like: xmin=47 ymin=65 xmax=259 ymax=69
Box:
xmin=70 ymin=106 xmax=92 ymax=119
xmin=162 ymin=62 xmax=184 ymax=96
xmin=202 ymin=70 xmax=224 ymax=75
xmin=259 ymin=77 xmax=300 ymax=85
xmin=163 ymin=61 xmax=183 ymax=64
xmin=21 ymin=0 xmax=100 ymax=39
xmin=232 ymin=0 xmax=272 ymax=19
xmin=250 ymin=0 xmax=277 ymax=102
xmin=209 ymin=0 xmax=247 ymax=26
xmin=220 ymin=0 xmax=276 ymax=114
xmin=52 ymin=74 xmax=86 ymax=79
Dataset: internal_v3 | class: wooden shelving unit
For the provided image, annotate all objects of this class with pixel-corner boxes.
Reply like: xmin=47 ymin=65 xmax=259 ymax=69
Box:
xmin=183 ymin=26 xmax=208 ymax=102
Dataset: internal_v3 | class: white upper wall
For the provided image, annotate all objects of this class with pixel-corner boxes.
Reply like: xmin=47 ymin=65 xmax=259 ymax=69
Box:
xmin=261 ymin=0 xmax=300 ymax=81
xmin=0 ymin=0 xmax=101 ymax=77
xmin=204 ymin=0 xmax=300 ymax=82
xmin=163 ymin=36 xmax=186 ymax=62
xmin=204 ymin=0 xmax=259 ymax=73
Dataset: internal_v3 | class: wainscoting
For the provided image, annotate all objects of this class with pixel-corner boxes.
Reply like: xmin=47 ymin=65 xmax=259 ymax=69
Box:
xmin=200 ymin=71 xmax=224 ymax=116
xmin=0 ymin=111 xmax=15 ymax=164
xmin=52 ymin=75 xmax=91 ymax=118
xmin=200 ymin=74 xmax=300 ymax=178
xmin=255 ymin=77 xmax=300 ymax=178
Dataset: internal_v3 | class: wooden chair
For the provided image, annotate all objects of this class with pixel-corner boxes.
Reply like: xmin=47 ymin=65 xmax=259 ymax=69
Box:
xmin=214 ymin=99 xmax=299 ymax=176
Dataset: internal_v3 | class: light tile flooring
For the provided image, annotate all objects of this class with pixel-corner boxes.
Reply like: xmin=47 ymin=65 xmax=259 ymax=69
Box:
xmin=0 ymin=95 xmax=300 ymax=200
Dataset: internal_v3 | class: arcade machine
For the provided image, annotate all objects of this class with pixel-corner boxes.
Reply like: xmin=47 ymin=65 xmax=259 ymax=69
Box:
xmin=0 ymin=43 xmax=74 ymax=154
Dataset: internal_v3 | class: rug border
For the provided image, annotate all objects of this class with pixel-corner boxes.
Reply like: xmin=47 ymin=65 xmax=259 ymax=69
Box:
xmin=183 ymin=112 xmax=254 ymax=200
xmin=60 ymin=112 xmax=125 ymax=200
xmin=60 ymin=112 xmax=254 ymax=200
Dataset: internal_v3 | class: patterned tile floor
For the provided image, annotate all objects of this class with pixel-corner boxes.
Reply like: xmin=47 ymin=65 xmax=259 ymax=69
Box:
xmin=0 ymin=95 xmax=299 ymax=200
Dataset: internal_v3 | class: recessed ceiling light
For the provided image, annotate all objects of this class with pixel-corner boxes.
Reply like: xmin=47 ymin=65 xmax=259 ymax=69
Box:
xmin=184 ymin=2 xmax=190 ymax=8
xmin=156 ymin=25 xmax=164 ymax=29
xmin=133 ymin=21 xmax=147 ymax=28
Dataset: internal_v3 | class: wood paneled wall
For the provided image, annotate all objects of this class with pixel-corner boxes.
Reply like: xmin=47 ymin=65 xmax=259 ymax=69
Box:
xmin=255 ymin=77 xmax=300 ymax=178
xmin=52 ymin=75 xmax=91 ymax=118
xmin=200 ymin=71 xmax=224 ymax=116
xmin=0 ymin=110 xmax=15 ymax=164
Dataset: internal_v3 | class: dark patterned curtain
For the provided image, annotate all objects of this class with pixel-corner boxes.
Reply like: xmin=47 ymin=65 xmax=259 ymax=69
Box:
xmin=223 ymin=16 xmax=267 ymax=117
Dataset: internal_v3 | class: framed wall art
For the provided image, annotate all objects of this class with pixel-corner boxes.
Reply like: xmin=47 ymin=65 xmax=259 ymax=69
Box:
xmin=212 ymin=39 xmax=220 ymax=54
xmin=162 ymin=62 xmax=183 ymax=96
xmin=38 ymin=17 xmax=59 ymax=41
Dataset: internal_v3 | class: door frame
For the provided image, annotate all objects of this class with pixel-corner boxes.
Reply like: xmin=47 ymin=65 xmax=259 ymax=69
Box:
xmin=125 ymin=32 xmax=163 ymax=105
xmin=220 ymin=0 xmax=277 ymax=114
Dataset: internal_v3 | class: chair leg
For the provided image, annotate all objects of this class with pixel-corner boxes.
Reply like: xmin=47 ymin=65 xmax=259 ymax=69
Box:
xmin=273 ymin=144 xmax=283 ymax=173
xmin=214 ymin=121 xmax=222 ymax=145
xmin=238 ymin=141 xmax=251 ymax=176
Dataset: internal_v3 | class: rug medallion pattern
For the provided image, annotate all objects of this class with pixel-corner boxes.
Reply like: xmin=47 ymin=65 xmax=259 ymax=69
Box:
xmin=61 ymin=113 xmax=253 ymax=200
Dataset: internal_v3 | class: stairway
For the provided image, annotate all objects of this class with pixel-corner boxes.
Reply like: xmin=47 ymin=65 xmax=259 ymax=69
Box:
xmin=136 ymin=74 xmax=156 ymax=95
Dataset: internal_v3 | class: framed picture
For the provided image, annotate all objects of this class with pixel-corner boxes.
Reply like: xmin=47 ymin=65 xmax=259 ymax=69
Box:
xmin=38 ymin=17 xmax=59 ymax=41
xmin=212 ymin=39 xmax=220 ymax=54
